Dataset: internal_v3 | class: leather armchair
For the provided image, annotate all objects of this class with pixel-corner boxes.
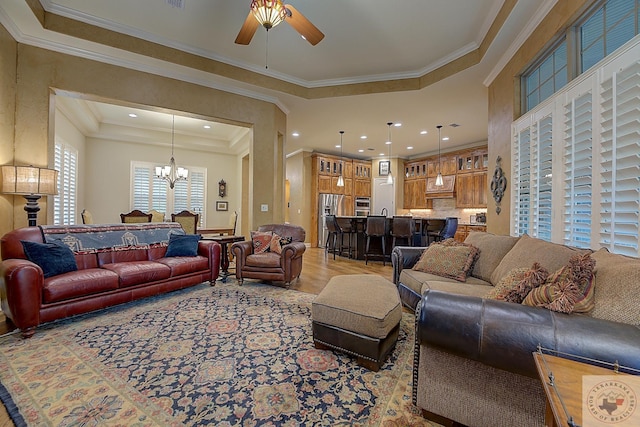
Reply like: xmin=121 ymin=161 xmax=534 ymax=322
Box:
xmin=231 ymin=224 xmax=306 ymax=288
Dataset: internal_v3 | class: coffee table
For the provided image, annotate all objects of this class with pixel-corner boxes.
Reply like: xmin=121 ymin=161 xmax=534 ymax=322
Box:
xmin=202 ymin=235 xmax=245 ymax=282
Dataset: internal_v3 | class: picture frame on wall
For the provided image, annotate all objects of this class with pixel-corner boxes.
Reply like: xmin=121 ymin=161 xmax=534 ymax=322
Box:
xmin=216 ymin=201 xmax=228 ymax=211
xmin=379 ymin=161 xmax=390 ymax=176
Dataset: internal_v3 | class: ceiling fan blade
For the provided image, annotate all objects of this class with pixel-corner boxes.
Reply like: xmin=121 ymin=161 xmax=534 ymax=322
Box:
xmin=235 ymin=11 xmax=260 ymax=45
xmin=284 ymin=4 xmax=324 ymax=46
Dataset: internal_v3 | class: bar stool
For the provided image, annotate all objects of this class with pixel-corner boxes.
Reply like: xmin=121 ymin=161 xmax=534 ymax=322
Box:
xmin=336 ymin=217 xmax=356 ymax=258
xmin=426 ymin=218 xmax=446 ymax=245
xmin=365 ymin=215 xmax=388 ymax=265
xmin=390 ymin=216 xmax=415 ymax=248
xmin=440 ymin=217 xmax=459 ymax=240
xmin=325 ymin=215 xmax=340 ymax=259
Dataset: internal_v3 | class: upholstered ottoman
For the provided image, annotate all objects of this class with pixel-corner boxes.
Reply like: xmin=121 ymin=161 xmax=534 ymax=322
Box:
xmin=311 ymin=274 xmax=402 ymax=371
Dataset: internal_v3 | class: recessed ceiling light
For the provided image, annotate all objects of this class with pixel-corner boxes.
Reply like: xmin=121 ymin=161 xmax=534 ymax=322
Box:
xmin=443 ymin=137 xmax=450 ymax=141
xmin=379 ymin=152 xmax=385 ymax=156
xmin=385 ymin=141 xmax=392 ymax=145
xmin=335 ymin=145 xmax=341 ymax=148
xmin=292 ymin=132 xmax=299 ymax=137
xmin=203 ymin=125 xmax=211 ymax=129
xmin=420 ymin=130 xmax=427 ymax=135
xmin=394 ymin=123 xmax=402 ymax=127
xmin=407 ymin=146 xmax=414 ymax=150
xmin=358 ymin=149 xmax=364 ymax=153
xmin=360 ymin=135 xmax=367 ymax=139
xmin=128 ymin=113 xmax=137 ymax=118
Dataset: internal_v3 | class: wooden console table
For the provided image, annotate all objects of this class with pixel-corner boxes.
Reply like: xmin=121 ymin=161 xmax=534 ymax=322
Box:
xmin=533 ymin=351 xmax=638 ymax=427
xmin=201 ymin=235 xmax=244 ymax=283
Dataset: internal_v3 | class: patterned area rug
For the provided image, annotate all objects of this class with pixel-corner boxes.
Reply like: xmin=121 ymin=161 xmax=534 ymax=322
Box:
xmin=0 ymin=281 xmax=438 ymax=426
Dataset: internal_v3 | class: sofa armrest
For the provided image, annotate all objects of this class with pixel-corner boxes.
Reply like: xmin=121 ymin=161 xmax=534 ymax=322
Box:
xmin=282 ymin=241 xmax=306 ymax=260
xmin=231 ymin=241 xmax=254 ymax=272
xmin=417 ymin=290 xmax=640 ymax=379
xmin=197 ymin=240 xmax=221 ymax=282
xmin=0 ymin=259 xmax=44 ymax=337
xmin=391 ymin=246 xmax=426 ymax=284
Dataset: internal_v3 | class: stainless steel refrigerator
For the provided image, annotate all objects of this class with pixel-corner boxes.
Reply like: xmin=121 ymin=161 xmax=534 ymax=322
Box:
xmin=318 ymin=193 xmax=346 ymax=247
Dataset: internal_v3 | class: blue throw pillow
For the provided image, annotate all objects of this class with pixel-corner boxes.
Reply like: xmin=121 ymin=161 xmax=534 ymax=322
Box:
xmin=165 ymin=234 xmax=201 ymax=257
xmin=21 ymin=240 xmax=78 ymax=278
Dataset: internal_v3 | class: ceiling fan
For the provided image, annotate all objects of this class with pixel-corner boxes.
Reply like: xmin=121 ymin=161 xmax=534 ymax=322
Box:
xmin=235 ymin=0 xmax=324 ymax=46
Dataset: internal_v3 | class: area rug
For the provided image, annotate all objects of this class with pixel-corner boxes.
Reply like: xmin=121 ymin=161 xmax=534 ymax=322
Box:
xmin=0 ymin=281 xmax=438 ymax=426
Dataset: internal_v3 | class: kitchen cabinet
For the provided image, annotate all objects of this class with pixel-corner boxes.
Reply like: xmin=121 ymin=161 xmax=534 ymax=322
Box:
xmin=428 ymin=155 xmax=457 ymax=176
xmin=454 ymin=224 xmax=487 ymax=243
xmin=457 ymin=148 xmax=488 ymax=173
xmin=353 ymin=160 xmax=372 ymax=197
xmin=456 ymin=172 xmax=487 ymax=208
xmin=403 ymin=179 xmax=431 ymax=209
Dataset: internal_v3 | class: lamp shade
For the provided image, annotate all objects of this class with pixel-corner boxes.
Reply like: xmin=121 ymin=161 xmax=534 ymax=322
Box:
xmin=251 ymin=0 xmax=287 ymax=29
xmin=1 ymin=165 xmax=58 ymax=195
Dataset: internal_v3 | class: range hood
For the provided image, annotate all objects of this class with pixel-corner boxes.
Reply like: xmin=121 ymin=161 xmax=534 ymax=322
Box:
xmin=425 ymin=175 xmax=456 ymax=198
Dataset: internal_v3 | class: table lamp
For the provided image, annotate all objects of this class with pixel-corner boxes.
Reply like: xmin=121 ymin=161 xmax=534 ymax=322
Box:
xmin=1 ymin=165 xmax=59 ymax=227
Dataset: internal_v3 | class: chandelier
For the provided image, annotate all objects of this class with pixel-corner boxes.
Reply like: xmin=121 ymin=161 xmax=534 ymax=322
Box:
xmin=155 ymin=115 xmax=188 ymax=189
xmin=251 ymin=0 xmax=287 ymax=30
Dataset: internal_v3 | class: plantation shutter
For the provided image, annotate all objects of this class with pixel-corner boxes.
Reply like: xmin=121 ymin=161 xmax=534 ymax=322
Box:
xmin=53 ymin=142 xmax=77 ymax=225
xmin=534 ymin=115 xmax=553 ymax=241
xmin=189 ymin=170 xmax=206 ymax=226
xmin=513 ymin=127 xmax=531 ymax=236
xmin=132 ymin=164 xmax=152 ymax=211
xmin=599 ymin=60 xmax=640 ymax=256
xmin=152 ymin=176 xmax=168 ymax=213
xmin=563 ymin=91 xmax=593 ymax=248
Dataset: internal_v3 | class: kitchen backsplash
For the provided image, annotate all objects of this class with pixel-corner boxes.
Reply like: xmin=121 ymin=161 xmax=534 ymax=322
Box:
xmin=398 ymin=198 xmax=487 ymax=224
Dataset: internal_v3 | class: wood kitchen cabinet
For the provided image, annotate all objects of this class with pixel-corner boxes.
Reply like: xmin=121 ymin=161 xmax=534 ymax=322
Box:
xmin=428 ymin=155 xmax=457 ymax=177
xmin=353 ymin=160 xmax=372 ymax=197
xmin=456 ymin=172 xmax=487 ymax=208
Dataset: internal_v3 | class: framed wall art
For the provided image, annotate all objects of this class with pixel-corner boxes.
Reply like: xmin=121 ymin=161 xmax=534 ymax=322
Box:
xmin=379 ymin=161 xmax=390 ymax=176
xmin=216 ymin=201 xmax=228 ymax=211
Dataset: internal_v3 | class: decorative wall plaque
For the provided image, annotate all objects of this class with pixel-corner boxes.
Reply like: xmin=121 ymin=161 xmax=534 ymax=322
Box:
xmin=491 ymin=156 xmax=507 ymax=214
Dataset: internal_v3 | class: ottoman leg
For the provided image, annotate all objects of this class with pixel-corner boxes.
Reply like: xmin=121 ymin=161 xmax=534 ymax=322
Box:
xmin=357 ymin=358 xmax=381 ymax=372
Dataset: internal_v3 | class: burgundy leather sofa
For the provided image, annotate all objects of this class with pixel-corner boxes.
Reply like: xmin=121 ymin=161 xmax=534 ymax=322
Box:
xmin=0 ymin=224 xmax=221 ymax=338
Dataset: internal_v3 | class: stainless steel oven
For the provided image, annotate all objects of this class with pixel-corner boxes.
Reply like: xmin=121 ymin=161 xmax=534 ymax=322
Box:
xmin=355 ymin=197 xmax=370 ymax=217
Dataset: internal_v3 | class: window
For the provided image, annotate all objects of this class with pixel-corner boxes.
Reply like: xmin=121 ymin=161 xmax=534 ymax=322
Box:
xmin=513 ymin=37 xmax=640 ymax=256
xmin=53 ymin=141 xmax=77 ymax=225
xmin=580 ymin=0 xmax=640 ymax=72
xmin=131 ymin=161 xmax=206 ymax=225
xmin=523 ymin=0 xmax=640 ymax=112
xmin=524 ymin=41 xmax=568 ymax=112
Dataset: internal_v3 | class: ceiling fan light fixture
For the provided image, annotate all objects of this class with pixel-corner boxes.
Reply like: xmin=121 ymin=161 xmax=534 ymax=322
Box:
xmin=251 ymin=0 xmax=287 ymax=30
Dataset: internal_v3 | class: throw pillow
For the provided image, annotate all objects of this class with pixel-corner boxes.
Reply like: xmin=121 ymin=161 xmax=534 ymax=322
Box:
xmin=251 ymin=231 xmax=273 ymax=254
xmin=165 ymin=234 xmax=201 ymax=257
xmin=522 ymin=253 xmax=596 ymax=314
xmin=21 ymin=240 xmax=78 ymax=278
xmin=269 ymin=233 xmax=293 ymax=254
xmin=412 ymin=242 xmax=479 ymax=282
xmin=485 ymin=262 xmax=549 ymax=303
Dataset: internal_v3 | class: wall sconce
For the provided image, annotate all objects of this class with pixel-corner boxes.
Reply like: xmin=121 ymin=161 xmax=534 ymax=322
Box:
xmin=1 ymin=165 xmax=59 ymax=226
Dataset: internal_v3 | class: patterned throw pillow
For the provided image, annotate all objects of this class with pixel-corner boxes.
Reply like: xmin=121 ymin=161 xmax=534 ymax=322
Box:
xmin=412 ymin=242 xmax=479 ymax=282
xmin=485 ymin=263 xmax=549 ymax=303
xmin=269 ymin=233 xmax=293 ymax=254
xmin=251 ymin=231 xmax=273 ymax=254
xmin=522 ymin=253 xmax=596 ymax=314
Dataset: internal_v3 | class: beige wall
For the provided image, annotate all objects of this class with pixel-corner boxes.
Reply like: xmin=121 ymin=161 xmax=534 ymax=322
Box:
xmin=487 ymin=0 xmax=593 ymax=234
xmin=285 ymin=151 xmax=312 ymax=240
xmin=1 ymin=38 xmax=286 ymax=235
xmin=0 ymin=24 xmax=18 ymax=236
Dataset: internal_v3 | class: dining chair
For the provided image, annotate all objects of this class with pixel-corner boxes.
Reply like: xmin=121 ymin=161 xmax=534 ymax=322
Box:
xmin=81 ymin=209 xmax=93 ymax=224
xmin=120 ymin=209 xmax=152 ymax=223
xmin=148 ymin=209 xmax=165 ymax=222
xmin=171 ymin=210 xmax=199 ymax=234
xmin=229 ymin=211 xmax=238 ymax=235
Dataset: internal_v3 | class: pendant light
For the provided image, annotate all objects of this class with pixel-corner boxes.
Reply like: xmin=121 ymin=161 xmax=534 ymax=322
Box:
xmin=336 ymin=130 xmax=345 ymax=187
xmin=385 ymin=122 xmax=394 ymax=185
xmin=435 ymin=125 xmax=444 ymax=187
xmin=155 ymin=115 xmax=189 ymax=189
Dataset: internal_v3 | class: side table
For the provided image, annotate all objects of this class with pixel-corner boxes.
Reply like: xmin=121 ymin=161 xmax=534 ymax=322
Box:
xmin=202 ymin=235 xmax=245 ymax=283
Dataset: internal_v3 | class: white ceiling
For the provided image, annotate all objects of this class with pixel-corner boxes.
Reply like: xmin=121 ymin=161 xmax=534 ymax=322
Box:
xmin=1 ymin=0 xmax=552 ymax=159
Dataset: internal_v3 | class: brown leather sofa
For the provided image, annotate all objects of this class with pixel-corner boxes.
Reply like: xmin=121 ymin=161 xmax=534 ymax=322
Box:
xmin=0 ymin=223 xmax=221 ymax=338
xmin=231 ymin=224 xmax=306 ymax=288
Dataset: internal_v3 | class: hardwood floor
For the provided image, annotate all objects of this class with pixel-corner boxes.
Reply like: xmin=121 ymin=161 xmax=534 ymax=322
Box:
xmin=0 ymin=247 xmax=393 ymax=426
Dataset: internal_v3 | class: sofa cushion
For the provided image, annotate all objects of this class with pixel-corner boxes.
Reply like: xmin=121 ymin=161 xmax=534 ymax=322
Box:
xmin=485 ymin=263 xmax=549 ymax=303
xmin=246 ymin=252 xmax=281 ymax=268
xmin=102 ymin=261 xmax=172 ymax=287
xmin=522 ymin=253 xmax=595 ymax=314
xmin=43 ymin=268 xmax=120 ymax=303
xmin=165 ymin=234 xmax=201 ymax=257
xmin=412 ymin=243 xmax=478 ymax=282
xmin=21 ymin=240 xmax=78 ymax=278
xmin=156 ymin=256 xmax=209 ymax=276
xmin=589 ymin=248 xmax=640 ymax=325
xmin=464 ymin=232 xmax=520 ymax=283
xmin=422 ymin=279 xmax=493 ymax=299
xmin=269 ymin=233 xmax=292 ymax=254
xmin=399 ymin=269 xmax=491 ymax=297
xmin=251 ymin=231 xmax=273 ymax=254
xmin=490 ymin=234 xmax=590 ymax=286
